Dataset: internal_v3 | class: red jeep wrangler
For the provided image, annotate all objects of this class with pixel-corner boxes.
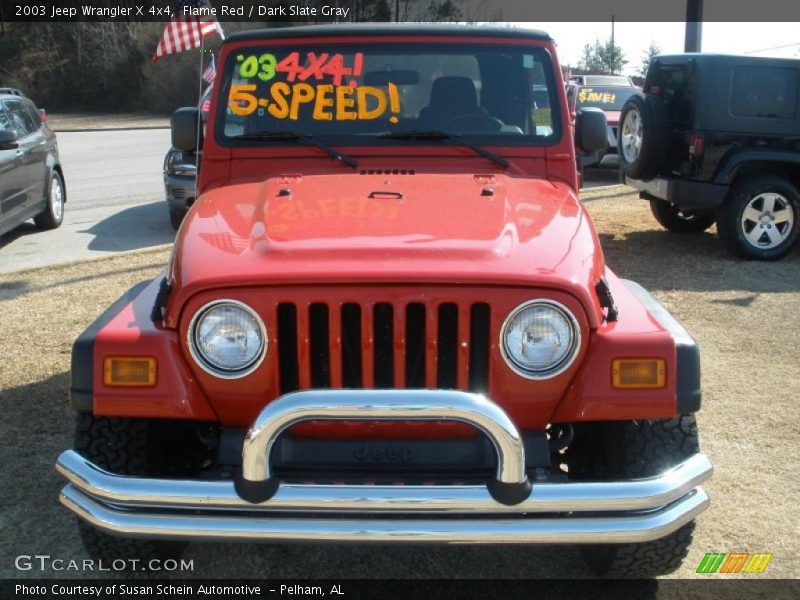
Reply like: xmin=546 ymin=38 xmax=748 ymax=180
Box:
xmin=56 ymin=25 xmax=712 ymax=578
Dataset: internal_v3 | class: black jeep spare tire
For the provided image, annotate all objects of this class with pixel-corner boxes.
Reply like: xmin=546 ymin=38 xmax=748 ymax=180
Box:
xmin=618 ymin=94 xmax=668 ymax=181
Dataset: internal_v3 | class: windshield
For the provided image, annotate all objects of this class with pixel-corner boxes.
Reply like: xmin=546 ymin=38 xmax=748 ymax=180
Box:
xmin=217 ymin=42 xmax=561 ymax=145
xmin=576 ymin=86 xmax=639 ymax=111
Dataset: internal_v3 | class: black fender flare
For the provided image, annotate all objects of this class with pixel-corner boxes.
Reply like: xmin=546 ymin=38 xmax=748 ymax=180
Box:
xmin=71 ymin=280 xmax=152 ymax=412
xmin=714 ymin=149 xmax=800 ymax=186
xmin=621 ymin=280 xmax=702 ymax=414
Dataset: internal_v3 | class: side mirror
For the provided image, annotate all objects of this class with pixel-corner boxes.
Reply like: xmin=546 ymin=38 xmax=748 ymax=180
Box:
xmin=0 ymin=129 xmax=19 ymax=150
xmin=575 ymin=107 xmax=608 ymax=152
xmin=171 ymin=107 xmax=202 ymax=152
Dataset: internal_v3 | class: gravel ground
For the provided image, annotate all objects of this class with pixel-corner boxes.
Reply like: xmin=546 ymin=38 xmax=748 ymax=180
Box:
xmin=47 ymin=113 xmax=170 ymax=132
xmin=0 ymin=187 xmax=798 ymax=586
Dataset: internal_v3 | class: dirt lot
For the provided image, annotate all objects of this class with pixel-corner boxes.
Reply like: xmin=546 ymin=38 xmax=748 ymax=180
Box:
xmin=0 ymin=187 xmax=798 ymax=582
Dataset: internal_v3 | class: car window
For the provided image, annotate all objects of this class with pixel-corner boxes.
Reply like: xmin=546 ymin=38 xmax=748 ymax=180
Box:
xmin=5 ymin=100 xmax=36 ymax=136
xmin=0 ymin=103 xmax=12 ymax=132
xmin=23 ymin=100 xmax=42 ymax=130
xmin=730 ymin=66 xmax=798 ymax=119
xmin=219 ymin=42 xmax=561 ymax=144
xmin=577 ymin=86 xmax=639 ymax=111
xmin=648 ymin=64 xmax=693 ymax=124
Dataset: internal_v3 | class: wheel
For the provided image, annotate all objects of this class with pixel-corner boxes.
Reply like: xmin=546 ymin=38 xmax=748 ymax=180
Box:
xmin=33 ymin=170 xmax=65 ymax=230
xmin=649 ymin=198 xmax=715 ymax=233
xmin=567 ymin=414 xmax=701 ymax=578
xmin=169 ymin=207 xmax=186 ymax=231
xmin=716 ymin=175 xmax=800 ymax=260
xmin=618 ymin=95 xmax=668 ymax=181
xmin=73 ymin=413 xmax=187 ymax=564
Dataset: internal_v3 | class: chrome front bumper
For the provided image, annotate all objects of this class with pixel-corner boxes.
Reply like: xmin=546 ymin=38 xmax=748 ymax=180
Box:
xmin=56 ymin=390 xmax=712 ymax=544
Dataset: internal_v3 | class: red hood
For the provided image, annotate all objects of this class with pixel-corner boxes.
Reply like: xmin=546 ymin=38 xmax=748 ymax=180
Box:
xmin=167 ymin=172 xmax=606 ymax=327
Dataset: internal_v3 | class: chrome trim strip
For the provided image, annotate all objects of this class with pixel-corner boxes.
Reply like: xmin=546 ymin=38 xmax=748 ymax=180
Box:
xmin=241 ymin=390 xmax=528 ymax=485
xmin=59 ymin=484 xmax=709 ymax=544
xmin=55 ymin=450 xmax=713 ymax=514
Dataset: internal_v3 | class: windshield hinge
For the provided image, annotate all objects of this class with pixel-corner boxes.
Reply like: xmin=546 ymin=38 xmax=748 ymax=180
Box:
xmin=150 ymin=277 xmax=173 ymax=323
xmin=595 ymin=276 xmax=619 ymax=322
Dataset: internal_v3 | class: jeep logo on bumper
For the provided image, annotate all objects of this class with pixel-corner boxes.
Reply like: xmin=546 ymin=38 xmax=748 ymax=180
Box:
xmin=352 ymin=443 xmax=414 ymax=463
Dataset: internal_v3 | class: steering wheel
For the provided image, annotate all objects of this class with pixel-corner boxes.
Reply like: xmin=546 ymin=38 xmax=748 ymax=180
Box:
xmin=444 ymin=113 xmax=505 ymax=134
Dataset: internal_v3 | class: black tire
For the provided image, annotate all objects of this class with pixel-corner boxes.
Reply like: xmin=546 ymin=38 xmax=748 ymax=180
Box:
xmin=569 ymin=415 xmax=700 ymax=578
xmin=169 ymin=207 xmax=186 ymax=231
xmin=618 ymin=94 xmax=668 ymax=181
xmin=73 ymin=413 xmax=187 ymax=564
xmin=33 ymin=170 xmax=65 ymax=230
xmin=649 ymin=198 xmax=716 ymax=233
xmin=716 ymin=175 xmax=800 ymax=260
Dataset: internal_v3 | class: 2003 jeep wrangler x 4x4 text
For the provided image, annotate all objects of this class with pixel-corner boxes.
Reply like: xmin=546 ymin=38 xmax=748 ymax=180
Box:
xmin=56 ymin=25 xmax=712 ymax=578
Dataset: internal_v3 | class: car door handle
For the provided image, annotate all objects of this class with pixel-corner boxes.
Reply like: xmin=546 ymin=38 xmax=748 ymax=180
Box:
xmin=15 ymin=149 xmax=24 ymax=157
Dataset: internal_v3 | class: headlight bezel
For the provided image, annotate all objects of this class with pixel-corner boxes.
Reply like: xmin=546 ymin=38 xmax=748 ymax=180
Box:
xmin=499 ymin=299 xmax=581 ymax=380
xmin=187 ymin=299 xmax=267 ymax=379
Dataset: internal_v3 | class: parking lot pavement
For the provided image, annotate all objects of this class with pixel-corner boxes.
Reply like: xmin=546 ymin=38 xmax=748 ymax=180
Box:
xmin=0 ymin=129 xmax=174 ymax=273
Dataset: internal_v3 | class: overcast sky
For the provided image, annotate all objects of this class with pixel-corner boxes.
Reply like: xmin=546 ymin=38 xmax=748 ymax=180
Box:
xmin=518 ymin=22 xmax=800 ymax=75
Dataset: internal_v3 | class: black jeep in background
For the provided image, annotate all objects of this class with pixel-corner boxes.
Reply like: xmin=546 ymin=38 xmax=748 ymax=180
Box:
xmin=620 ymin=54 xmax=800 ymax=260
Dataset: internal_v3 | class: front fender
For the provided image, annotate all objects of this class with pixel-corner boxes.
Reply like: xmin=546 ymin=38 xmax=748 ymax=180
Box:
xmin=552 ymin=270 xmax=701 ymax=422
xmin=71 ymin=277 xmax=217 ymax=421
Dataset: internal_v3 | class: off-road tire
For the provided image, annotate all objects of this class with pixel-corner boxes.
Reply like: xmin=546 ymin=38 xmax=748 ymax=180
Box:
xmin=570 ymin=415 xmax=700 ymax=578
xmin=649 ymin=198 xmax=715 ymax=233
xmin=73 ymin=413 xmax=187 ymax=564
xmin=618 ymin=94 xmax=669 ymax=181
xmin=716 ymin=175 xmax=800 ymax=260
xmin=34 ymin=170 xmax=65 ymax=230
xmin=169 ymin=207 xmax=186 ymax=231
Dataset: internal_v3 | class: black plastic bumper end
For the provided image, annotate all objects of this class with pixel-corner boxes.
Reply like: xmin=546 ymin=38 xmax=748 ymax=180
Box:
xmin=234 ymin=472 xmax=281 ymax=504
xmin=487 ymin=478 xmax=532 ymax=506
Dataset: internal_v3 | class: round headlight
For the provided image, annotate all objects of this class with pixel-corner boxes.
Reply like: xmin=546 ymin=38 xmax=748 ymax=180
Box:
xmin=501 ymin=300 xmax=580 ymax=379
xmin=189 ymin=300 xmax=266 ymax=377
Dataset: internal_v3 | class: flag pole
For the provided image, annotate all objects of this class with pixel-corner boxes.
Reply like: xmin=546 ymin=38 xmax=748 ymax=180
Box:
xmin=195 ymin=36 xmax=204 ymax=198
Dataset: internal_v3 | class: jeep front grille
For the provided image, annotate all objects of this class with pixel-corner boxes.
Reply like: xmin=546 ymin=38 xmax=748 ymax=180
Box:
xmin=276 ymin=301 xmax=490 ymax=393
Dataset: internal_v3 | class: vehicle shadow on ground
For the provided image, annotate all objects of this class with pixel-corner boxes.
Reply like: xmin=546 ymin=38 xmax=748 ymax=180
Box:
xmin=598 ymin=230 xmax=800 ymax=294
xmin=0 ymin=221 xmax=40 ymax=250
xmin=582 ymin=166 xmax=620 ymax=189
xmin=80 ymin=201 xmax=175 ymax=252
xmin=1 ymin=371 xmax=655 ymax=586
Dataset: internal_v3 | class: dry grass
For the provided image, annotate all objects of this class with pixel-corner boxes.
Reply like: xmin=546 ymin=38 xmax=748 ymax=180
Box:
xmin=583 ymin=187 xmax=800 ymax=581
xmin=47 ymin=113 xmax=170 ymax=132
xmin=0 ymin=192 xmax=798 ymax=583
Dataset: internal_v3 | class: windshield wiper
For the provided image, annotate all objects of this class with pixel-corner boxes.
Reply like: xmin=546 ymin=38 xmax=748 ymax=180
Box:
xmin=379 ymin=131 xmax=510 ymax=169
xmin=232 ymin=131 xmax=357 ymax=168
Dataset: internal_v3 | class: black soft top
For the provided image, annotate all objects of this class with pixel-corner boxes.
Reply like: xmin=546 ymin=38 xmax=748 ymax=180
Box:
xmin=225 ymin=23 xmax=552 ymax=44
xmin=654 ymin=53 xmax=800 ymax=69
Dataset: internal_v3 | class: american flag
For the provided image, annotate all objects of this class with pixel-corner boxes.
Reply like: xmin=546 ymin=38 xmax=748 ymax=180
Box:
xmin=202 ymin=55 xmax=216 ymax=84
xmin=152 ymin=0 xmax=223 ymax=62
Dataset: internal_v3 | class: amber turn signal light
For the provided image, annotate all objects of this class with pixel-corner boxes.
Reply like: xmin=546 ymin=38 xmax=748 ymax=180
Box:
xmin=612 ymin=359 xmax=666 ymax=389
xmin=103 ymin=357 xmax=157 ymax=387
